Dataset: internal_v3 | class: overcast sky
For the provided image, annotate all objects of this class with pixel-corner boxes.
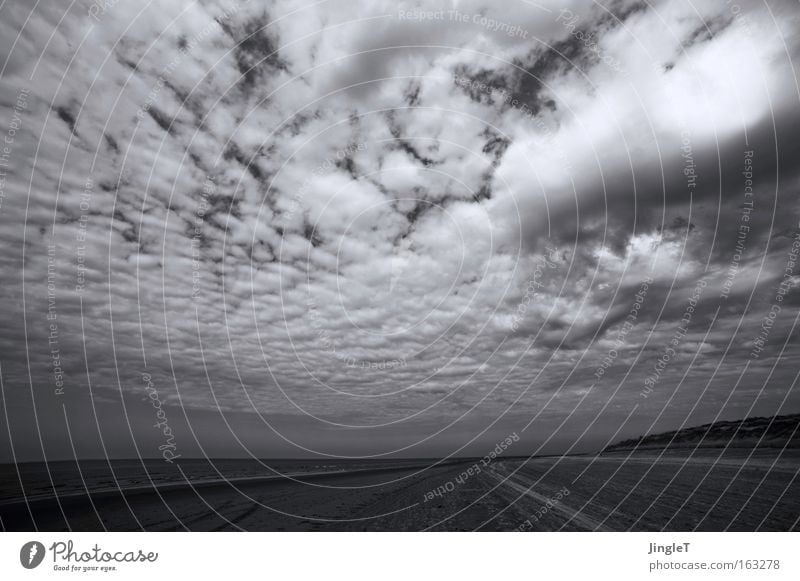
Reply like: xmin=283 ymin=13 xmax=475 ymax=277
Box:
xmin=1 ymin=0 xmax=799 ymax=461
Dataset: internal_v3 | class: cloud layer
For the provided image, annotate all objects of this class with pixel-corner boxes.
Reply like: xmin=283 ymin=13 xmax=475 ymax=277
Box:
xmin=1 ymin=0 xmax=799 ymax=459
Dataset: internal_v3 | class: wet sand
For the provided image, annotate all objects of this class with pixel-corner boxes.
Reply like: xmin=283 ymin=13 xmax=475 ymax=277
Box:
xmin=1 ymin=449 xmax=797 ymax=531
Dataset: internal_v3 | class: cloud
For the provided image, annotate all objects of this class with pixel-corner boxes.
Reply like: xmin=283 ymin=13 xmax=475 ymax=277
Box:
xmin=0 ymin=0 xmax=799 ymax=459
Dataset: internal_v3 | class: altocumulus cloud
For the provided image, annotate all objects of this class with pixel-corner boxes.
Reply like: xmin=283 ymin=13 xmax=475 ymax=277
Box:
xmin=0 ymin=0 xmax=799 ymax=458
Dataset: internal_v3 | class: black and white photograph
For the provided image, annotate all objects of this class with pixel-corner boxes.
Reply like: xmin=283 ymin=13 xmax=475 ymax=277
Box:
xmin=0 ymin=0 xmax=799 ymax=558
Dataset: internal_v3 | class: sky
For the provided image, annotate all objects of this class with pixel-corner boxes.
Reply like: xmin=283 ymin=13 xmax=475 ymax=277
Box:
xmin=0 ymin=0 xmax=799 ymax=461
